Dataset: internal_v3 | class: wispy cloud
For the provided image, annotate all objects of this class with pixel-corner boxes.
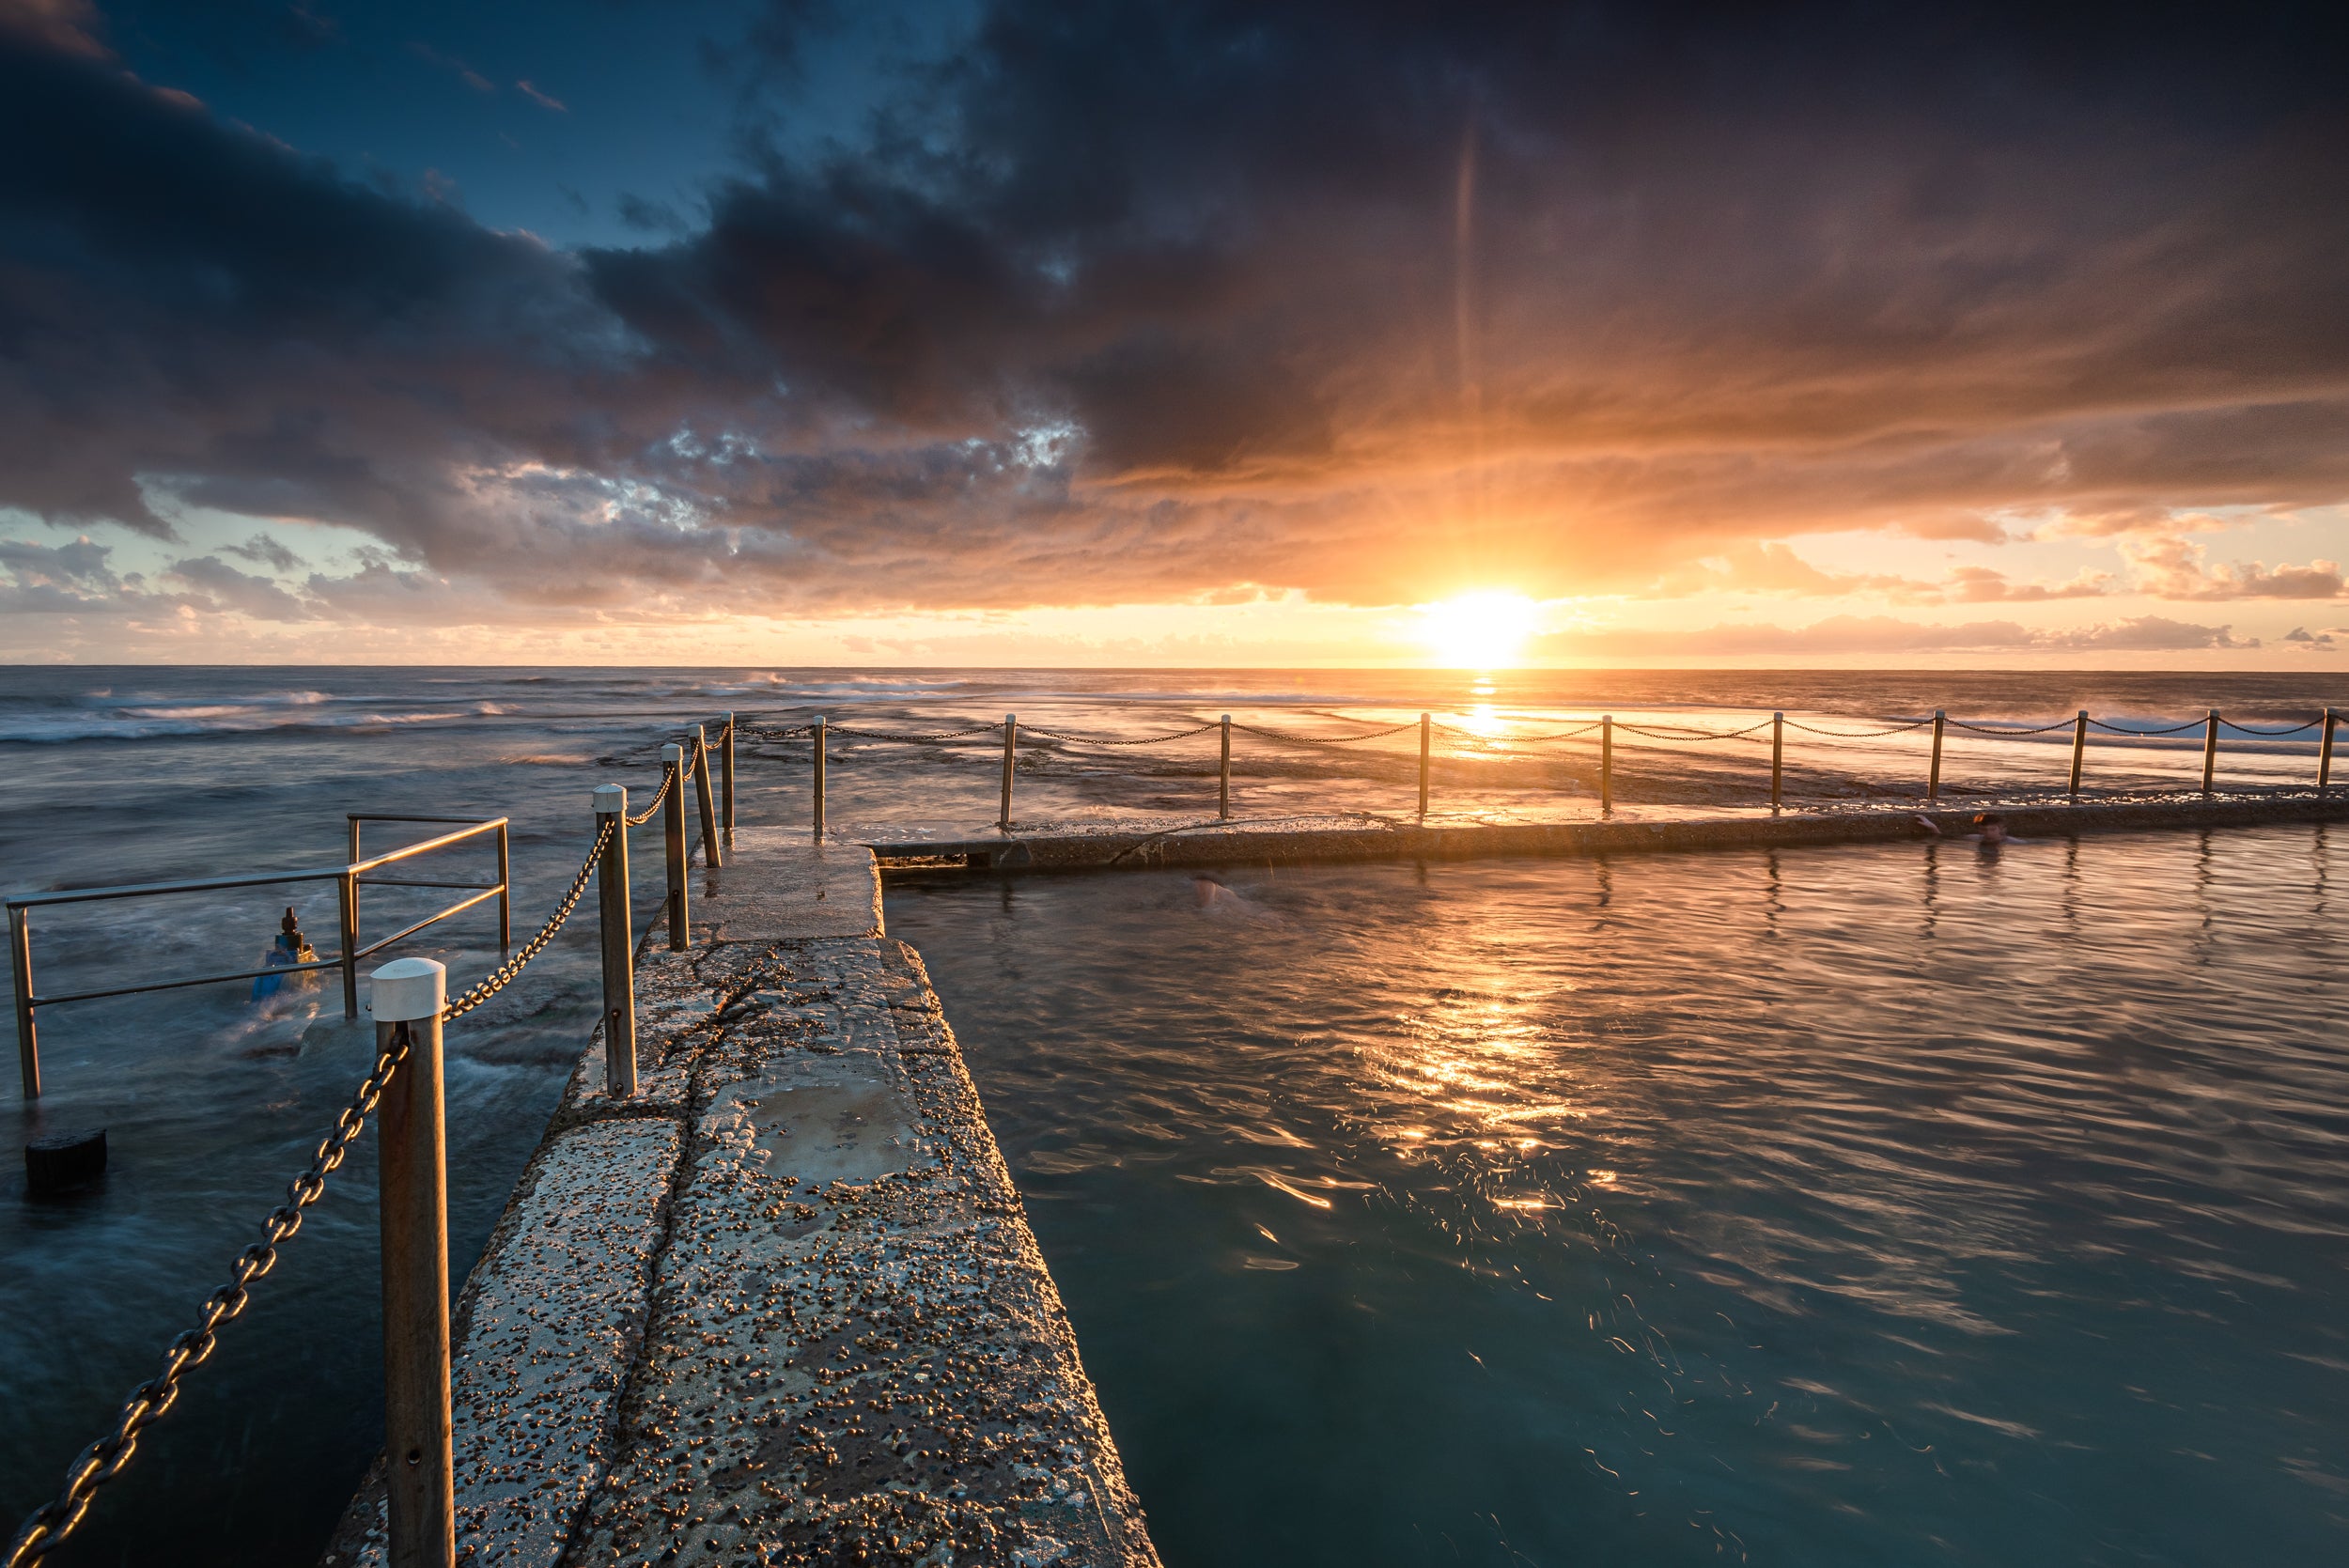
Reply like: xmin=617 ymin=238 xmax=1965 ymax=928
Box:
xmin=515 ymin=79 xmax=565 ymax=113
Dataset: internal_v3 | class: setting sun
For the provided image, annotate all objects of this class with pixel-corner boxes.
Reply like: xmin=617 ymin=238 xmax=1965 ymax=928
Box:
xmin=1416 ymin=591 xmax=1542 ymax=668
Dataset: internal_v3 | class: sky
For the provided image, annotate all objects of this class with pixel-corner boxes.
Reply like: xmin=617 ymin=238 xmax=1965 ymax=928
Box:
xmin=5 ymin=0 xmax=2349 ymax=667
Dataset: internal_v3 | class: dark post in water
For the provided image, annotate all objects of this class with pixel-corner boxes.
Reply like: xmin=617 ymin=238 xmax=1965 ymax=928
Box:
xmin=661 ymin=742 xmax=688 ymax=950
xmin=692 ymin=724 xmax=722 ymax=870
xmin=1000 ymin=714 xmax=1018 ymax=831
xmin=1770 ymin=711 xmax=1784 ymax=812
xmin=1929 ymin=709 xmax=1946 ymax=802
xmin=721 ymin=711 xmax=736 ymax=849
xmin=9 ymin=907 xmax=37 ymax=1100
xmin=2324 ymin=708 xmax=2338 ymax=792
xmin=1600 ymin=715 xmax=1613 ymax=815
xmin=2202 ymin=710 xmax=2220 ymax=796
xmin=592 ymin=784 xmax=634 ymax=1098
xmin=811 ymin=715 xmax=826 ymax=841
xmin=1418 ymin=713 xmax=1431 ymax=818
xmin=2069 ymin=710 xmax=2088 ymax=799
xmin=371 ymin=957 xmax=455 ymax=1568
xmin=1219 ymin=714 xmax=1232 ymax=818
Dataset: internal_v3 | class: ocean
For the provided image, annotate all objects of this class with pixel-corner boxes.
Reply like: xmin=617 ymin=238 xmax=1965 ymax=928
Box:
xmin=4 ymin=665 xmax=2347 ymax=1565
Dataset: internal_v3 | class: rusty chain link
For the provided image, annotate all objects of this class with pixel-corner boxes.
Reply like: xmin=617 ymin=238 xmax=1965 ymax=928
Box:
xmin=624 ymin=767 xmax=674 ymax=826
xmin=442 ymin=816 xmax=611 ymax=1021
xmin=4 ymin=1024 xmax=416 ymax=1568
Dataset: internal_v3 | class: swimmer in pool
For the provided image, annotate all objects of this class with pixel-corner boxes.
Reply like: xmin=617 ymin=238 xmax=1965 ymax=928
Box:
xmin=1190 ymin=875 xmax=1282 ymax=923
xmin=1914 ymin=812 xmax=2020 ymax=845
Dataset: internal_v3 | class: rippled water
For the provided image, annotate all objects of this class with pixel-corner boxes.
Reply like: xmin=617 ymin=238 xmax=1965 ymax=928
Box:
xmin=4 ymin=666 xmax=2347 ymax=1564
xmin=889 ymin=829 xmax=2349 ymax=1566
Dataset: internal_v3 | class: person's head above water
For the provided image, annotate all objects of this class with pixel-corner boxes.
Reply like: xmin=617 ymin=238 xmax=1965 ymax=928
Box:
xmin=1973 ymin=813 xmax=2009 ymax=844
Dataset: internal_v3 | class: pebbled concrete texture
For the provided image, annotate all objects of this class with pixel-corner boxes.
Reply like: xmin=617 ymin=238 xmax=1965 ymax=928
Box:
xmin=559 ymin=936 xmax=1157 ymax=1568
xmin=327 ymin=1116 xmax=683 ymax=1568
xmin=327 ymin=837 xmax=1158 ymax=1568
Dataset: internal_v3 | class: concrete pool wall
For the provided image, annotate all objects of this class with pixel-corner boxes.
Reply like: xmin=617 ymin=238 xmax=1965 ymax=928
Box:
xmin=323 ymin=830 xmax=1160 ymax=1567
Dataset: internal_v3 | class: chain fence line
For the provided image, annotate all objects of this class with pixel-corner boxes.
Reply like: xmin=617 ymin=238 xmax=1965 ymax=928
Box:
xmin=7 ymin=800 xmax=629 ymax=1564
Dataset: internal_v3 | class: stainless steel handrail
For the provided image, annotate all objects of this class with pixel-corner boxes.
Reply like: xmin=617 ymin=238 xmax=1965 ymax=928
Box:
xmin=8 ymin=816 xmax=510 ymax=1100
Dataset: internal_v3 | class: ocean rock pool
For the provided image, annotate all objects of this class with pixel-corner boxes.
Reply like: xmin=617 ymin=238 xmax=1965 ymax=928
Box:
xmin=887 ymin=827 xmax=2349 ymax=1566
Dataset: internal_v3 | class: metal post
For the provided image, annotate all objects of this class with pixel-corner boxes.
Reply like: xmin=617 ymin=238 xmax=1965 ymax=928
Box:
xmin=692 ymin=724 xmax=722 ymax=870
xmin=346 ymin=818 xmax=363 ymax=986
xmin=10 ymin=906 xmax=38 ymax=1101
xmin=371 ymin=958 xmax=455 ymax=1568
xmin=661 ymin=743 xmax=689 ymax=951
xmin=337 ymin=871 xmax=360 ymax=1020
xmin=2069 ymin=710 xmax=2088 ymax=799
xmin=1770 ymin=711 xmax=1783 ymax=812
xmin=1220 ymin=714 xmax=1232 ymax=819
xmin=1600 ymin=716 xmax=1613 ymax=815
xmin=722 ymin=712 xmax=736 ymax=847
xmin=1929 ymin=709 xmax=1945 ymax=802
xmin=1418 ymin=713 xmax=1431 ymax=818
xmin=592 ymin=785 xmax=635 ymax=1098
xmin=493 ymin=821 xmax=511 ymax=951
xmin=2324 ymin=708 xmax=2338 ymax=792
xmin=812 ymin=715 xmax=827 ymax=842
xmin=999 ymin=715 xmax=1018 ymax=831
xmin=2202 ymin=709 xmax=2220 ymax=796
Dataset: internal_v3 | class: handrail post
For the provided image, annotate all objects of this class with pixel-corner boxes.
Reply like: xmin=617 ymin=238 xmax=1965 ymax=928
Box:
xmin=692 ymin=724 xmax=722 ymax=870
xmin=592 ymin=785 xmax=635 ymax=1098
xmin=493 ymin=821 xmax=511 ymax=951
xmin=2068 ymin=710 xmax=2089 ymax=799
xmin=722 ymin=712 xmax=736 ymax=848
xmin=337 ymin=872 xmax=360 ymax=1020
xmin=1928 ymin=709 xmax=1945 ymax=802
xmin=1770 ymin=711 xmax=1783 ymax=812
xmin=812 ymin=715 xmax=827 ymax=842
xmin=999 ymin=715 xmax=1018 ymax=831
xmin=2203 ymin=709 xmax=2220 ymax=796
xmin=371 ymin=957 xmax=455 ymax=1568
xmin=661 ymin=743 xmax=689 ymax=950
xmin=1219 ymin=714 xmax=1232 ymax=818
xmin=1418 ymin=713 xmax=1431 ymax=818
xmin=1600 ymin=716 xmax=1613 ymax=815
xmin=2324 ymin=708 xmax=2338 ymax=793
xmin=10 ymin=906 xmax=38 ymax=1100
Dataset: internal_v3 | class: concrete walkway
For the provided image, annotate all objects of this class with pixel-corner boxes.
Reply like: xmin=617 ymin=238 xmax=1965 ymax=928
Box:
xmin=858 ymin=792 xmax=2349 ymax=871
xmin=325 ymin=839 xmax=1159 ymax=1568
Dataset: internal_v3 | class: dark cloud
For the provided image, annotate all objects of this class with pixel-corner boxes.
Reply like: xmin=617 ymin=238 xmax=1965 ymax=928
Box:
xmin=4 ymin=2 xmax=2349 ymax=618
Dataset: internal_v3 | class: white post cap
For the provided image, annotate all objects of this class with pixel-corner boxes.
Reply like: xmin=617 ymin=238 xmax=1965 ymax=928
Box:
xmin=661 ymin=742 xmax=684 ymax=762
xmin=592 ymin=783 xmax=626 ymax=813
xmin=370 ymin=956 xmax=445 ymax=1022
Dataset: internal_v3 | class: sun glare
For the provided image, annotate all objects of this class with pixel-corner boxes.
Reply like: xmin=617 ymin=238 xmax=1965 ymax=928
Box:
xmin=1417 ymin=591 xmax=1541 ymax=669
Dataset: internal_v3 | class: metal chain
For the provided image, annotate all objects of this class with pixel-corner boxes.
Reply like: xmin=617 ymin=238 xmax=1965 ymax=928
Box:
xmin=1949 ymin=718 xmax=2078 ymax=736
xmin=441 ymin=817 xmax=612 ymax=1021
xmin=1433 ymin=722 xmax=1604 ymax=742
xmin=4 ymin=1025 xmax=415 ymax=1568
xmin=1019 ymin=722 xmax=1221 ymax=746
xmin=2222 ymin=719 xmax=2320 ymax=737
xmin=824 ymin=723 xmax=1001 ymax=744
xmin=1232 ymin=720 xmax=1421 ymax=746
xmin=1783 ymin=719 xmax=1932 ymax=738
xmin=624 ymin=768 xmax=674 ymax=826
xmin=1615 ymin=719 xmax=1775 ymax=741
xmin=2086 ymin=718 xmax=2210 ymax=736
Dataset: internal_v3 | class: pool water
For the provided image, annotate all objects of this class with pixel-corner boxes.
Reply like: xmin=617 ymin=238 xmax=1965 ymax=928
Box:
xmin=886 ymin=828 xmax=2349 ymax=1566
